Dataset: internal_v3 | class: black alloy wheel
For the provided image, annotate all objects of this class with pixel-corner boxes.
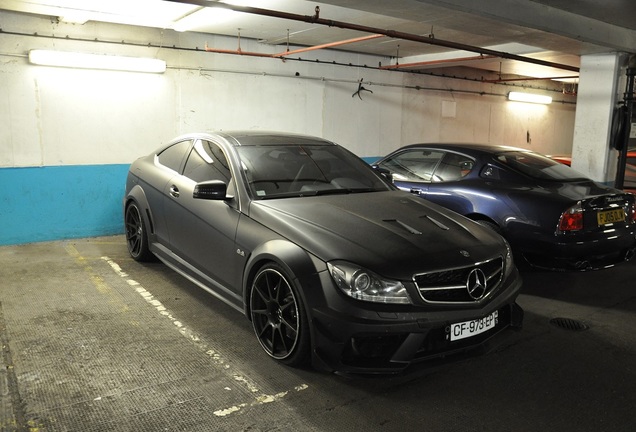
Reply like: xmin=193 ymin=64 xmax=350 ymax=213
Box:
xmin=250 ymin=264 xmax=309 ymax=366
xmin=125 ymin=202 xmax=153 ymax=262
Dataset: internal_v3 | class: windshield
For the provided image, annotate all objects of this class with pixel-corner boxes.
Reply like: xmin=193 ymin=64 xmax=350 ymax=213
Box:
xmin=236 ymin=144 xmax=391 ymax=199
xmin=497 ymin=151 xmax=588 ymax=181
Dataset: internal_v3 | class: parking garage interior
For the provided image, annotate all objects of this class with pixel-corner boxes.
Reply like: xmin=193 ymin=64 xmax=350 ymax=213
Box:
xmin=1 ymin=1 xmax=636 ymax=431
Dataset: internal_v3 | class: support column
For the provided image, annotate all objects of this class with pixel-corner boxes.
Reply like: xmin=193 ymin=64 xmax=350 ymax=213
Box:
xmin=571 ymin=53 xmax=625 ymax=184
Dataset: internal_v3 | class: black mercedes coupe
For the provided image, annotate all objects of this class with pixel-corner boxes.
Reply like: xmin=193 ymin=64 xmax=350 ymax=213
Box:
xmin=124 ymin=132 xmax=523 ymax=373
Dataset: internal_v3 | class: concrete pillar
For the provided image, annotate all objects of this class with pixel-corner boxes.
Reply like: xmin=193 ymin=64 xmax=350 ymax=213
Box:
xmin=571 ymin=53 xmax=625 ymax=184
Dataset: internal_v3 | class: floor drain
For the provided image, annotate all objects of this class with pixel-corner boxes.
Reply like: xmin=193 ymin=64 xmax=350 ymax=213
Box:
xmin=549 ymin=317 xmax=589 ymax=331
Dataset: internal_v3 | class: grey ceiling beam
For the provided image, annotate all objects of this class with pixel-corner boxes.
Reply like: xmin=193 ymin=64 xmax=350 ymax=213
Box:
xmin=412 ymin=0 xmax=636 ymax=54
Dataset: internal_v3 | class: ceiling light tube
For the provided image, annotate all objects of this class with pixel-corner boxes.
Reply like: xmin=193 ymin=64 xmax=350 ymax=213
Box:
xmin=28 ymin=50 xmax=166 ymax=73
xmin=507 ymin=91 xmax=552 ymax=104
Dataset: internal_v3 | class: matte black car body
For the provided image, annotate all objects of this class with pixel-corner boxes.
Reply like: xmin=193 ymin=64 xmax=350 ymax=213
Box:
xmin=375 ymin=143 xmax=636 ymax=271
xmin=124 ymin=132 xmax=523 ymax=374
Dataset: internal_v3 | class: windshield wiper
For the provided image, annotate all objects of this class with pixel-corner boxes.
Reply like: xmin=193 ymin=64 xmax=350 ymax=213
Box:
xmin=313 ymin=187 xmax=376 ymax=196
xmin=257 ymin=187 xmax=377 ymax=199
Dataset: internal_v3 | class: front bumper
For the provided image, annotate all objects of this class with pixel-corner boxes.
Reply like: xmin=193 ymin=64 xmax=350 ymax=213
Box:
xmin=303 ymin=267 xmax=523 ymax=374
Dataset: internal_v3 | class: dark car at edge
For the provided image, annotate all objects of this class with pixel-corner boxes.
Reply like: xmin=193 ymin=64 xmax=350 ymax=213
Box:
xmin=124 ymin=132 xmax=523 ymax=374
xmin=374 ymin=143 xmax=636 ymax=271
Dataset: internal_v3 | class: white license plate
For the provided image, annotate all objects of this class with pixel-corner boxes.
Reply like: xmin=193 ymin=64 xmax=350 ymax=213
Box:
xmin=450 ymin=311 xmax=499 ymax=341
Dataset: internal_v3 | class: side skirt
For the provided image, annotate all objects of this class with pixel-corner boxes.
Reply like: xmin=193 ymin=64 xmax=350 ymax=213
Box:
xmin=151 ymin=242 xmax=245 ymax=315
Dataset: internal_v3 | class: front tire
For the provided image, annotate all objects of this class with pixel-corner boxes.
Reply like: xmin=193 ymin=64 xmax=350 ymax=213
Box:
xmin=249 ymin=264 xmax=310 ymax=367
xmin=125 ymin=202 xmax=153 ymax=262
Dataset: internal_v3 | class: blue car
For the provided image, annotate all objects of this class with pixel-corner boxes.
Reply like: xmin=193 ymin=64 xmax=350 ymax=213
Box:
xmin=375 ymin=143 xmax=636 ymax=270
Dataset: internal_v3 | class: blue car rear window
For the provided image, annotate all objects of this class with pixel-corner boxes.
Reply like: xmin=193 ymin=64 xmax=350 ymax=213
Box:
xmin=496 ymin=151 xmax=587 ymax=181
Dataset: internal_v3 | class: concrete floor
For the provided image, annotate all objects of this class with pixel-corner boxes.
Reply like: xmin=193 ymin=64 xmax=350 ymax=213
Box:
xmin=1 ymin=235 xmax=635 ymax=432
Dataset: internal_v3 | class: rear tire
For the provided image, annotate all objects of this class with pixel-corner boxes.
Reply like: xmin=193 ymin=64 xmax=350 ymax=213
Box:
xmin=249 ymin=263 xmax=310 ymax=367
xmin=125 ymin=202 xmax=153 ymax=262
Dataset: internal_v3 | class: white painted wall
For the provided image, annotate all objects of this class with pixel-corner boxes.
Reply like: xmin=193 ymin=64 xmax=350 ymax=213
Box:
xmin=0 ymin=11 xmax=576 ymax=167
xmin=572 ymin=53 xmax=623 ymax=182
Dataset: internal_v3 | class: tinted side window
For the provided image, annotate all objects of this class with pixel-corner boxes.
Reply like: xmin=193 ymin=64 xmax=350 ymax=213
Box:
xmin=378 ymin=149 xmax=444 ymax=182
xmin=157 ymin=140 xmax=192 ymax=172
xmin=496 ymin=151 xmax=586 ymax=181
xmin=432 ymin=152 xmax=475 ymax=182
xmin=183 ymin=140 xmax=232 ymax=183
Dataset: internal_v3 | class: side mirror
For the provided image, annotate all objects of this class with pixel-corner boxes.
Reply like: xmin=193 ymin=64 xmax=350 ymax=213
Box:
xmin=372 ymin=165 xmax=394 ymax=183
xmin=193 ymin=180 xmax=229 ymax=200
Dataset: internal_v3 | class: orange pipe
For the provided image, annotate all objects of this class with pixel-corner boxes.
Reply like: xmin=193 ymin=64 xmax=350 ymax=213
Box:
xmin=273 ymin=34 xmax=385 ymax=58
xmin=165 ymin=0 xmax=579 ymax=73
xmin=204 ymin=43 xmax=274 ymax=58
xmin=205 ymin=34 xmax=385 ymax=60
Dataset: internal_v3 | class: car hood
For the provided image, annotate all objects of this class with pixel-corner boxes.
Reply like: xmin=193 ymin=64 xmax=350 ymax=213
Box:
xmin=248 ymin=191 xmax=506 ymax=279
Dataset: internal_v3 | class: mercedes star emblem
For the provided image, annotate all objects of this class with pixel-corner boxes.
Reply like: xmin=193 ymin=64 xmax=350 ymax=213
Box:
xmin=466 ymin=268 xmax=487 ymax=300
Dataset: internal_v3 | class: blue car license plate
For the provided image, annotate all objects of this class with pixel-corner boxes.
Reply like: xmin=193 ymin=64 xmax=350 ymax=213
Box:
xmin=450 ymin=311 xmax=498 ymax=341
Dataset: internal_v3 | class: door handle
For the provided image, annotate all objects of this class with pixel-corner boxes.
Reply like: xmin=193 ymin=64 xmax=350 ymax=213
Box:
xmin=410 ymin=188 xmax=424 ymax=195
xmin=169 ymin=185 xmax=180 ymax=198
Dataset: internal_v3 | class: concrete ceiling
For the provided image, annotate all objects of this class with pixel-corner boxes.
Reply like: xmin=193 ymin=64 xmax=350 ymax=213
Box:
xmin=1 ymin=0 xmax=635 ymax=81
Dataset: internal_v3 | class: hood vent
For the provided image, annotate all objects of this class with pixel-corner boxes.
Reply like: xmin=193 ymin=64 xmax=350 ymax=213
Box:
xmin=425 ymin=215 xmax=450 ymax=231
xmin=384 ymin=215 xmax=450 ymax=234
xmin=385 ymin=219 xmax=422 ymax=235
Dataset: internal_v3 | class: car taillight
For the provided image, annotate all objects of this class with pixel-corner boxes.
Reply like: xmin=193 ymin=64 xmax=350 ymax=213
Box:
xmin=629 ymin=203 xmax=636 ymax=223
xmin=558 ymin=202 xmax=584 ymax=232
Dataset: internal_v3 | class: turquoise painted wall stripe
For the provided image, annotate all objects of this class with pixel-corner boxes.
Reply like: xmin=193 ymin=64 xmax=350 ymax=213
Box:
xmin=361 ymin=156 xmax=381 ymax=164
xmin=0 ymin=158 xmax=382 ymax=246
xmin=0 ymin=164 xmax=130 ymax=246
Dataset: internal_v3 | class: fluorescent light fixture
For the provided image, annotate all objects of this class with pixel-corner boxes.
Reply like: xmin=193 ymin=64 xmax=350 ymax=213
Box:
xmin=173 ymin=7 xmax=238 ymax=32
xmin=59 ymin=13 xmax=90 ymax=25
xmin=507 ymin=91 xmax=552 ymax=104
xmin=28 ymin=50 xmax=166 ymax=73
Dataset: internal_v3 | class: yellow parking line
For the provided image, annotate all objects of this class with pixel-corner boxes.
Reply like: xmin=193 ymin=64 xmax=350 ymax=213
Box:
xmin=63 ymin=244 xmax=129 ymax=309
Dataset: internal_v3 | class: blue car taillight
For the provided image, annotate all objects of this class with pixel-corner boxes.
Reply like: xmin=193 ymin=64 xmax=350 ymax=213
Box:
xmin=558 ymin=202 xmax=584 ymax=232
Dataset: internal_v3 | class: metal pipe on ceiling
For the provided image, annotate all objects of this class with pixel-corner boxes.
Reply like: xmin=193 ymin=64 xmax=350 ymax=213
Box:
xmin=273 ymin=34 xmax=385 ymax=58
xmin=379 ymin=55 xmax=497 ymax=70
xmin=204 ymin=43 xmax=275 ymax=57
xmin=164 ymin=0 xmax=580 ymax=74
xmin=204 ymin=34 xmax=385 ymax=58
xmin=481 ymin=76 xmax=579 ymax=83
xmin=0 ymin=27 xmax=566 ymax=91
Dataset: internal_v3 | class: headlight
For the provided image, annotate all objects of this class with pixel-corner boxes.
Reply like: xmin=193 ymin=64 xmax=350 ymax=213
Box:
xmin=503 ymin=238 xmax=515 ymax=278
xmin=327 ymin=261 xmax=410 ymax=304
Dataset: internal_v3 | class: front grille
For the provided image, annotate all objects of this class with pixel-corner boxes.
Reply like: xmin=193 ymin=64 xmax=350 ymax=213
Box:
xmin=414 ymin=257 xmax=504 ymax=304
